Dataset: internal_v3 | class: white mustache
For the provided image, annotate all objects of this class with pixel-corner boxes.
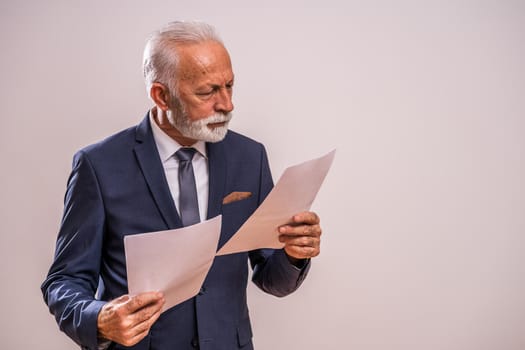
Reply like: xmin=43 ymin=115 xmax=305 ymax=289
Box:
xmin=196 ymin=112 xmax=232 ymax=126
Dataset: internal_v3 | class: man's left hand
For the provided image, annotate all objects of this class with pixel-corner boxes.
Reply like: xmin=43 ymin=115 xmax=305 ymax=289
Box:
xmin=278 ymin=211 xmax=322 ymax=260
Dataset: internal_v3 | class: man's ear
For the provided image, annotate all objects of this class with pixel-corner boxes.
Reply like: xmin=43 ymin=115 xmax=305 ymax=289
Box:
xmin=150 ymin=83 xmax=170 ymax=111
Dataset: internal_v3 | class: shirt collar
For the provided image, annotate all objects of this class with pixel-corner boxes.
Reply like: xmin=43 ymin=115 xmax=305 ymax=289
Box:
xmin=149 ymin=109 xmax=207 ymax=163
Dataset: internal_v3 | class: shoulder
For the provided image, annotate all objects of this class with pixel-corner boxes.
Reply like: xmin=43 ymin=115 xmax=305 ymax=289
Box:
xmin=85 ymin=127 xmax=135 ymax=149
xmin=75 ymin=118 xmax=147 ymax=163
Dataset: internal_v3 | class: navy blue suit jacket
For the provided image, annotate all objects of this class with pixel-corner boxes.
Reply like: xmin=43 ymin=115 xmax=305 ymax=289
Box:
xmin=41 ymin=115 xmax=310 ymax=350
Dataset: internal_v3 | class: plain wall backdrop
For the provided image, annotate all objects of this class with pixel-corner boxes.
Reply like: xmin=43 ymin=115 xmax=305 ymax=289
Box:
xmin=1 ymin=1 xmax=524 ymax=349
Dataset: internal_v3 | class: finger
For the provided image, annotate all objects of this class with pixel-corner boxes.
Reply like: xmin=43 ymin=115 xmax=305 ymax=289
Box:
xmin=280 ymin=235 xmax=320 ymax=247
xmin=282 ymin=232 xmax=321 ymax=259
xmin=113 ymin=301 xmax=164 ymax=346
xmin=124 ymin=305 xmax=163 ymax=346
xmin=130 ymin=296 xmax=165 ymax=325
xmin=279 ymin=224 xmax=321 ymax=237
xmin=285 ymin=245 xmax=320 ymax=259
xmin=134 ymin=306 xmax=163 ymax=334
xmin=125 ymin=329 xmax=151 ymax=347
xmin=125 ymin=291 xmax=164 ymax=313
xmin=118 ymin=326 xmax=152 ymax=347
xmin=292 ymin=211 xmax=320 ymax=225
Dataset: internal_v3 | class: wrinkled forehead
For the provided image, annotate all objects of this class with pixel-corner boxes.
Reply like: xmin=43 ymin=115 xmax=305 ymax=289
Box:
xmin=175 ymin=41 xmax=233 ymax=81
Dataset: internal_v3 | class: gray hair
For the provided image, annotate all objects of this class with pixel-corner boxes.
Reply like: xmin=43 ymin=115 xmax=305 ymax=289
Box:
xmin=143 ymin=21 xmax=223 ymax=92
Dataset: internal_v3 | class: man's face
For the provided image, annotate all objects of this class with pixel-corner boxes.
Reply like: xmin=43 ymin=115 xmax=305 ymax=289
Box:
xmin=166 ymin=41 xmax=235 ymax=143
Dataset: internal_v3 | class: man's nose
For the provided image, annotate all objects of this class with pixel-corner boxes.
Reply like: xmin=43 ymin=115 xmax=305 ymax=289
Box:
xmin=214 ymin=88 xmax=234 ymax=113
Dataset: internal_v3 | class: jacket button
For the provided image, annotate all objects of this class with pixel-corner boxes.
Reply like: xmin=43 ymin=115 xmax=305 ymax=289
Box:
xmin=191 ymin=338 xmax=199 ymax=348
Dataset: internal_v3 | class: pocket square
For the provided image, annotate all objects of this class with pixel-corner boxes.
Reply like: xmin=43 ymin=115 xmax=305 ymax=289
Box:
xmin=222 ymin=191 xmax=252 ymax=205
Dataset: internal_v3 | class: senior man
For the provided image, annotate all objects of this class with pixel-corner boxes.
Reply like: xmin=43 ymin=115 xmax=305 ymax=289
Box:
xmin=42 ymin=21 xmax=322 ymax=350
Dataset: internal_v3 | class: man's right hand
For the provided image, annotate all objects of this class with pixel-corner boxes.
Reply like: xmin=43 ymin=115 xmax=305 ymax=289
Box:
xmin=97 ymin=291 xmax=165 ymax=347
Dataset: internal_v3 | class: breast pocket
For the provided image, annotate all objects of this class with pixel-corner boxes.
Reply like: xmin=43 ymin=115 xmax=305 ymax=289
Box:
xmin=219 ymin=195 xmax=257 ymax=248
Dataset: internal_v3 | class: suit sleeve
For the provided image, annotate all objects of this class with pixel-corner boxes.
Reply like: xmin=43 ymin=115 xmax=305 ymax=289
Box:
xmin=249 ymin=145 xmax=311 ymax=297
xmin=41 ymin=151 xmax=106 ymax=350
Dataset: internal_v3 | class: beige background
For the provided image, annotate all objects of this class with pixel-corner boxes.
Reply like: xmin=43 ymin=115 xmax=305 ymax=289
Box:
xmin=1 ymin=0 xmax=524 ymax=349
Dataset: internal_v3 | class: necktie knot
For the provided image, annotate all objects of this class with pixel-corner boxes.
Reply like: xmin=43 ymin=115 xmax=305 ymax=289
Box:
xmin=175 ymin=148 xmax=196 ymax=162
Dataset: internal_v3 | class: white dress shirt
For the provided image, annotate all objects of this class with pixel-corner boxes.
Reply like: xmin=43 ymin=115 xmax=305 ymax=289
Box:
xmin=149 ymin=111 xmax=209 ymax=222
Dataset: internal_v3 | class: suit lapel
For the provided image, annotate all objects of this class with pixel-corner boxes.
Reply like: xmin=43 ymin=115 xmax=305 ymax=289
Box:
xmin=206 ymin=140 xmax=227 ymax=220
xmin=134 ymin=115 xmax=182 ymax=229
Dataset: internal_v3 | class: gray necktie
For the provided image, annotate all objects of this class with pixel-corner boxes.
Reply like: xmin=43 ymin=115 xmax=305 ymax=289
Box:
xmin=175 ymin=148 xmax=200 ymax=226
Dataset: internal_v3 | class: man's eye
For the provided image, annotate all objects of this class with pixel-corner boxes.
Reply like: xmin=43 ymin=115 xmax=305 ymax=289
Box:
xmin=197 ymin=91 xmax=214 ymax=96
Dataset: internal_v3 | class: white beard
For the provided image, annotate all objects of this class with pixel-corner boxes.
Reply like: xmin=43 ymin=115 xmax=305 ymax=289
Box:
xmin=166 ymin=109 xmax=232 ymax=143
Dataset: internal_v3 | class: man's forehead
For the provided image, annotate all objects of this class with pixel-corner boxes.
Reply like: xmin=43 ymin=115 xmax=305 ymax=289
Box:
xmin=175 ymin=41 xmax=233 ymax=81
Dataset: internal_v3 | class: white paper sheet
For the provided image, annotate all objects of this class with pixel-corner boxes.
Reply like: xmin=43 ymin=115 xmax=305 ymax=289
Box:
xmin=124 ymin=215 xmax=221 ymax=312
xmin=217 ymin=150 xmax=336 ymax=256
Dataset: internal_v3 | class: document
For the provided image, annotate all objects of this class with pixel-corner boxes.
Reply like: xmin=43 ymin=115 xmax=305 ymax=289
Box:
xmin=124 ymin=150 xmax=335 ymax=311
xmin=217 ymin=149 xmax=336 ymax=255
xmin=124 ymin=215 xmax=221 ymax=312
